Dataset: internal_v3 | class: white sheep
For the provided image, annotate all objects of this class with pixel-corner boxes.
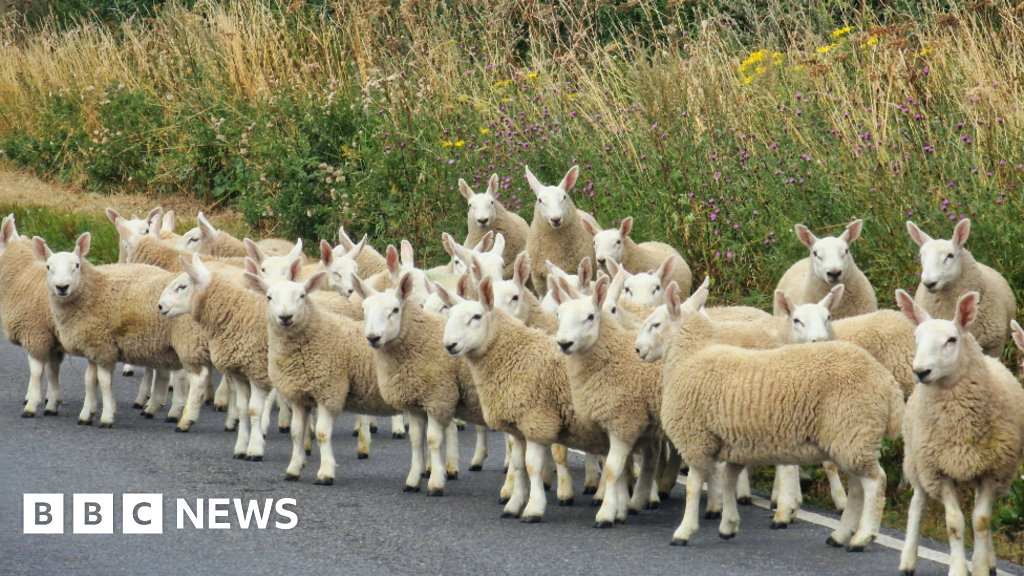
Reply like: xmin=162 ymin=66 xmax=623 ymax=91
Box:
xmin=583 ymin=216 xmax=691 ymax=297
xmin=657 ymin=280 xmax=902 ymax=550
xmin=523 ymin=165 xmax=596 ymax=295
xmin=338 ymin=225 xmax=389 ymax=278
xmin=459 ymin=174 xmax=529 ymax=279
xmin=441 ymin=231 xmax=505 ymax=280
xmin=177 ymin=212 xmax=296 ymax=258
xmin=895 ymin=290 xmax=1024 ymax=576
xmin=489 ymin=252 xmax=558 ymax=335
xmin=774 ymin=218 xmax=877 ymax=320
xmin=906 ymin=219 xmax=1017 ymax=357
xmin=604 ymin=255 xmax=682 ymax=308
xmin=539 ymin=258 xmax=592 ymax=316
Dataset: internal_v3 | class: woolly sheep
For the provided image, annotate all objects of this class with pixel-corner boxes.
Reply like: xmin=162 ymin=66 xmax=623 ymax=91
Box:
xmin=459 ymin=174 xmax=529 ymax=279
xmin=604 ymin=255 xmax=683 ymax=308
xmin=550 ymin=275 xmax=664 ymax=527
xmin=0 ymin=216 xmax=65 ymax=417
xmin=178 ymin=212 xmax=296 ymax=258
xmin=583 ymin=216 xmax=691 ymax=298
xmin=523 ymin=165 xmax=596 ymax=295
xmin=656 ymin=280 xmax=902 ymax=549
xmin=539 ymin=258 xmax=592 ymax=316
xmin=488 ymin=253 xmax=558 ymax=335
xmin=774 ymin=219 xmax=877 ymax=320
xmin=338 ymin=226 xmax=388 ymax=278
xmin=160 ymin=210 xmax=181 ymax=242
xmin=895 ymin=290 xmax=1024 ymax=576
xmin=352 ymin=271 xmax=489 ymax=496
xmin=906 ymin=219 xmax=1017 ymax=357
xmin=442 ymin=231 xmax=505 ymax=280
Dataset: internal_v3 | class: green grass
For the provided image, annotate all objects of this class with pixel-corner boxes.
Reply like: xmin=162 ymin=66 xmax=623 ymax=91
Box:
xmin=0 ymin=204 xmax=118 ymax=263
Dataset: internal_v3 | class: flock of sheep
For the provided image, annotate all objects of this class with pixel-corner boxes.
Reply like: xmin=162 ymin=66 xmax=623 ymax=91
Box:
xmin=2 ymin=164 xmax=1023 ymax=576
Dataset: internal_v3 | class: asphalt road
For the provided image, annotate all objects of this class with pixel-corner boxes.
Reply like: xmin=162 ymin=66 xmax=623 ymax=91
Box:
xmin=2 ymin=335 xmax=1021 ymax=576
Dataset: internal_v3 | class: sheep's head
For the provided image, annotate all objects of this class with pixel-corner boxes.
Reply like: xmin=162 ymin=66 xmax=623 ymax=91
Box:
xmin=622 ymin=255 xmax=678 ymax=307
xmin=907 ymin=219 xmax=970 ymax=293
xmin=246 ymin=238 xmax=304 ymax=279
xmin=177 ymin=211 xmax=217 ymax=254
xmin=1012 ymin=320 xmax=1024 ymax=371
xmin=635 ymin=303 xmax=672 ymax=363
xmin=36 ymin=233 xmax=89 ymax=299
xmin=158 ymin=272 xmax=194 ymax=319
xmin=525 ymin=164 xmax=578 ymax=229
xmin=794 ymin=219 xmax=862 ymax=287
xmin=245 ymin=268 xmax=327 ymax=329
xmin=443 ymin=231 xmax=504 ymax=279
xmin=603 ymin=270 xmax=634 ymax=330
xmin=443 ymin=276 xmax=497 ymax=357
xmin=897 ymin=288 xmax=977 ymax=387
xmin=589 ymin=217 xmax=633 ymax=269
xmin=777 ymin=285 xmax=843 ymax=344
xmin=108 ymin=207 xmax=160 ymax=258
xmin=491 ymin=252 xmax=530 ymax=322
xmin=460 ymin=174 xmax=500 ymax=229
xmin=353 ymin=270 xmax=415 ymax=349
xmin=540 ymin=259 xmax=589 ymax=315
xmin=422 ymin=278 xmax=466 ymax=319
xmin=320 ymin=237 xmax=365 ymax=297
xmin=553 ymin=274 xmax=610 ymax=355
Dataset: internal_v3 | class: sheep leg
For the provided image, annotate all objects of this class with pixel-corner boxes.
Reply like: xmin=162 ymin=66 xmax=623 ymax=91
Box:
xmin=201 ymin=370 xmax=214 ymax=405
xmin=356 ymin=414 xmax=371 ymax=459
xmin=246 ymin=383 xmax=269 ymax=461
xmin=166 ymin=370 xmax=188 ymax=423
xmin=828 ymin=468 xmax=864 ymax=547
xmin=470 ymin=425 xmax=488 ymax=471
xmin=521 ymin=440 xmax=550 ymax=522
xmin=898 ymin=485 xmax=929 ymax=575
xmin=628 ymin=441 xmax=658 ymax=515
xmin=736 ymin=466 xmax=752 ymax=504
xmin=224 ymin=376 xmax=239 ymax=431
xmin=502 ymin=435 xmax=528 ymax=518
xmin=499 ymin=461 xmax=516 ymax=504
xmin=542 ymin=447 xmax=555 ymax=491
xmin=260 ymin=389 xmax=276 ymax=437
xmin=96 ymin=364 xmax=116 ymax=427
xmin=503 ymin=433 xmax=513 ymax=471
xmin=719 ymin=462 xmax=744 ymax=539
xmin=391 ymin=414 xmax=406 ymax=439
xmin=352 ymin=414 xmax=364 ymax=437
xmin=43 ymin=353 xmax=63 ymax=415
xmin=284 ymin=403 xmax=310 ymax=480
xmin=583 ymin=453 xmax=601 ymax=495
xmin=22 ymin=355 xmax=45 ymax=417
xmin=143 ymin=370 xmax=170 ymax=419
xmin=823 ymin=460 xmax=847 ymax=512
xmin=657 ymin=443 xmax=683 ymax=499
xmin=78 ymin=361 xmax=98 ymax=425
xmin=772 ymin=465 xmax=800 ymax=527
xmin=595 ymin=433 xmax=632 ymax=527
xmin=848 ymin=465 xmax=885 ymax=551
xmin=444 ymin=420 xmax=460 ymax=479
xmin=178 ymin=366 xmax=210 ymax=432
xmin=672 ymin=464 xmax=707 ymax=545
xmin=425 ymin=415 xmax=447 ymax=495
xmin=304 ymin=412 xmax=314 ymax=455
xmin=213 ymin=374 xmax=230 ymax=411
xmin=314 ymin=404 xmax=338 ymax=485
xmin=276 ymin=393 xmax=292 ymax=434
xmin=122 ymin=363 xmax=135 ymax=377
xmin=971 ymin=479 xmax=998 ymax=576
xmin=552 ymin=444 xmax=574 ymax=506
xmin=231 ymin=376 xmax=251 ymax=458
xmin=403 ymin=412 xmax=426 ymax=492
xmin=594 ymin=458 xmax=608 ymax=504
xmin=132 ymin=368 xmax=151 ymax=409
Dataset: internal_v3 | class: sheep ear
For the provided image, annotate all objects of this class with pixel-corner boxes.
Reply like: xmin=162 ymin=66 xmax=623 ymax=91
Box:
xmin=774 ymin=290 xmax=795 ymax=318
xmin=32 ymin=236 xmax=53 ymax=262
xmin=822 ymin=284 xmax=845 ymax=313
xmin=115 ymin=218 xmax=141 ymax=250
xmin=441 ymin=233 xmax=456 ymax=258
xmin=906 ymin=221 xmax=932 ymax=247
xmin=105 ymin=208 xmax=122 ymax=226
xmin=954 ymin=291 xmax=979 ymax=331
xmin=183 ymin=254 xmax=212 ymax=289
xmin=487 ymin=173 xmax=499 ymax=196
xmin=579 ymin=217 xmax=600 ymax=236
xmin=469 ymin=254 xmax=484 ymax=282
xmin=337 ymin=226 xmax=355 ymax=251
xmin=895 ymin=289 xmax=929 ymax=326
xmin=656 ymin=255 xmax=677 ymax=283
xmin=513 ymin=252 xmax=529 ymax=289
xmin=684 ymin=279 xmax=710 ymax=311
xmin=473 ymin=230 xmax=494 ymax=253
xmin=162 ymin=210 xmax=176 ymax=234
xmin=620 ymin=216 xmax=633 ymax=237
xmin=305 ymin=271 xmax=328 ymax=294
xmin=385 ymin=245 xmax=400 ymax=277
xmin=350 ymin=273 xmax=375 ymax=299
xmin=952 ymin=218 xmax=971 ymax=250
xmin=400 ymin=240 xmax=415 ymax=267
xmin=607 ymin=270 xmax=626 ymax=303
xmin=146 ymin=207 xmax=163 ymax=231
xmin=794 ymin=224 xmax=817 ymax=250
xmin=456 ymin=274 xmax=471 ymax=299
xmin=546 ymin=260 xmax=567 ymax=279
xmin=244 ymin=257 xmax=261 ymax=277
xmin=319 ymin=240 xmax=335 ymax=266
xmin=244 ymin=239 xmax=265 ymax=264
xmin=0 ymin=215 xmax=15 ymax=249
xmin=458 ymin=178 xmax=475 ymax=201
xmin=557 ymin=276 xmax=581 ymax=299
xmin=288 ymin=239 xmax=304 ymax=262
xmin=841 ymin=219 xmax=863 ymax=245
xmin=75 ymin=232 xmax=92 ymax=259
xmin=1011 ymin=320 xmax=1024 ymax=353
xmin=347 ymin=236 xmax=366 ymax=261
xmin=547 ymin=276 xmax=567 ymax=306
xmin=524 ymin=165 xmax=544 ymax=194
xmin=395 ymin=271 xmax=415 ymax=304
xmin=605 ymin=258 xmax=621 ymax=278
xmin=578 ymin=257 xmax=593 ymax=286
xmin=479 ymin=275 xmax=495 ymax=311
xmin=197 ymin=212 xmax=217 ymax=240
xmin=558 ymin=165 xmax=580 ymax=192
xmin=591 ymin=275 xmax=610 ymax=309
xmin=243 ymin=272 xmax=269 ymax=296
xmin=665 ymin=281 xmax=682 ymax=321
xmin=489 ymin=233 xmax=505 ymax=256
xmin=287 ymin=257 xmax=303 ymax=282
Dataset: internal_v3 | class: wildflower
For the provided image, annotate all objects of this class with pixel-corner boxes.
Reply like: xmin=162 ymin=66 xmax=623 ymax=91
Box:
xmin=862 ymin=36 xmax=879 ymax=47
xmin=832 ymin=26 xmax=855 ymax=38
xmin=455 ymin=140 xmax=465 ymax=147
xmin=442 ymin=141 xmax=454 ymax=147
xmin=526 ymin=73 xmax=538 ymax=79
xmin=817 ymin=43 xmax=838 ymax=54
xmin=480 ymin=129 xmax=489 ymax=135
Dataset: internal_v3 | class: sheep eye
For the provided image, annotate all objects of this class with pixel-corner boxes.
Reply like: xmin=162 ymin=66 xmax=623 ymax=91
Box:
xmin=946 ymin=253 xmax=954 ymax=260
xmin=46 ymin=265 xmax=50 ymax=271
xmin=587 ymin=314 xmax=595 ymax=321
xmin=75 ymin=263 xmax=80 ymax=269
xmin=947 ymin=337 xmax=957 ymax=344
xmin=267 ymin=296 xmax=272 ymax=301
xmin=845 ymin=249 xmax=849 ymax=255
xmin=299 ymin=294 xmax=305 ymax=299
xmin=651 ymin=322 xmax=660 ymax=330
xmin=812 ymin=251 xmax=819 ymax=258
xmin=616 ymin=240 xmax=621 ymax=245
xmin=654 ymin=286 xmax=660 ymax=293
xmin=611 ymin=307 xmax=617 ymax=314
xmin=392 ymin=307 xmax=399 ymax=315
xmin=624 ymin=288 xmax=631 ymax=295
xmin=511 ymin=295 xmax=519 ymax=302
xmin=793 ymin=319 xmax=803 ymax=326
xmin=472 ymin=314 xmax=482 ymax=321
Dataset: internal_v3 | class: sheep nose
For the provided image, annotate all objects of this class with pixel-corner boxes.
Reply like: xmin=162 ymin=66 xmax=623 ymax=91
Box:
xmin=635 ymin=346 xmax=641 ymax=355
xmin=558 ymin=340 xmax=574 ymax=352
xmin=826 ymin=271 xmax=841 ymax=283
xmin=367 ymin=335 xmax=381 ymax=347
xmin=914 ymin=369 xmax=932 ymax=383
xmin=477 ymin=218 xmax=489 ymax=227
xmin=278 ymin=315 xmax=293 ymax=326
xmin=550 ymin=217 xmax=562 ymax=227
xmin=157 ymin=303 xmax=165 ymax=313
xmin=54 ymin=284 xmax=69 ymax=295
xmin=924 ymin=281 xmax=937 ymax=291
xmin=598 ymin=259 xmax=606 ymax=267
xmin=445 ymin=343 xmax=458 ymax=354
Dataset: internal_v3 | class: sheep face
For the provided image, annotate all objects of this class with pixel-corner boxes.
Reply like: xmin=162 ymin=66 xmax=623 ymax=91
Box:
xmin=796 ymin=219 xmax=862 ymax=287
xmin=447 ymin=235 xmax=504 ymax=280
xmin=593 ymin=229 xmax=625 ymax=268
xmin=252 ymin=239 xmax=304 ymax=279
xmin=442 ymin=301 xmax=489 ymax=357
xmin=120 ymin=215 xmax=151 ymax=255
xmin=107 ymin=207 xmax=159 ymax=259
xmin=635 ymin=305 xmax=674 ymax=363
xmin=623 ymin=273 xmax=663 ymax=306
xmin=525 ymin=165 xmax=578 ymax=229
xmin=158 ymin=273 xmax=194 ymax=319
xmin=422 ymin=293 xmax=452 ymax=318
xmin=460 ymin=175 xmax=499 ymax=229
xmin=554 ymin=276 xmax=610 ymax=355
xmin=321 ymin=241 xmax=360 ymax=297
xmin=908 ymin=219 xmax=970 ymax=293
xmin=778 ymin=285 xmax=843 ymax=344
xmin=897 ymin=289 xmax=978 ymax=387
xmin=264 ymin=281 xmax=310 ymax=328
xmin=491 ymin=279 xmax=526 ymax=321
xmin=39 ymin=233 xmax=90 ymax=299
xmin=177 ymin=227 xmax=203 ymax=253
xmin=360 ymin=272 xmax=415 ymax=349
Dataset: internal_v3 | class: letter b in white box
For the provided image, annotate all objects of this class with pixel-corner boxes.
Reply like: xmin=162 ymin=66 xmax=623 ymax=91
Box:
xmin=73 ymin=493 xmax=113 ymax=534
xmin=123 ymin=494 xmax=163 ymax=534
xmin=23 ymin=494 xmax=64 ymax=534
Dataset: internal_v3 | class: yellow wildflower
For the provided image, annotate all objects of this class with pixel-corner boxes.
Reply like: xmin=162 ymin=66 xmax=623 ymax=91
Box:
xmin=526 ymin=73 xmax=538 ymax=79
xmin=442 ymin=141 xmax=453 ymax=147
xmin=862 ymin=36 xmax=878 ymax=47
xmin=740 ymin=49 xmax=768 ymax=73
xmin=817 ymin=43 xmax=838 ymax=54
xmin=832 ymin=26 xmax=855 ymax=38
xmin=455 ymin=140 xmax=465 ymax=147
xmin=492 ymin=80 xmax=512 ymax=88
xmin=915 ymin=47 xmax=933 ymax=57
xmin=480 ymin=128 xmax=489 ymax=135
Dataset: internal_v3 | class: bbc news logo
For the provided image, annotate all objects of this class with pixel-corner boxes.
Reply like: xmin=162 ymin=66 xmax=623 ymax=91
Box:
xmin=24 ymin=494 xmax=297 ymax=534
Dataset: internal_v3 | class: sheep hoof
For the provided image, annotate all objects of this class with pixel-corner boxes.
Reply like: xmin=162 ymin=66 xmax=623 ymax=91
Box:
xmin=43 ymin=409 xmax=58 ymax=416
xmin=614 ymin=518 xmax=625 ymax=525
xmin=628 ymin=508 xmax=640 ymax=516
xmin=670 ymin=538 xmax=688 ymax=546
xmin=558 ymin=498 xmax=574 ymax=507
xmin=305 ymin=449 xmax=312 ymax=456
xmin=132 ymin=403 xmax=144 ymax=409
xmin=143 ymin=412 xmax=155 ymax=419
xmin=705 ymin=510 xmax=722 ymax=520
xmin=825 ymin=536 xmax=844 ymax=548
xmin=233 ymin=453 xmax=245 ymax=459
xmin=500 ymin=512 xmax=518 ymax=519
xmin=164 ymin=416 xmax=179 ymax=424
xmin=593 ymin=521 xmax=614 ymax=529
xmin=522 ymin=515 xmax=542 ymax=524
xmin=846 ymin=545 xmax=865 ymax=553
xmin=21 ymin=411 xmax=35 ymax=418
xmin=123 ymin=368 xmax=134 ymax=376
xmin=719 ymin=532 xmax=736 ymax=540
xmin=898 ymin=571 xmax=914 ymax=576
xmin=770 ymin=521 xmax=788 ymax=530
xmin=369 ymin=426 xmax=378 ymax=434
xmin=403 ymin=486 xmax=420 ymax=493
xmin=427 ymin=489 xmax=444 ymax=497
xmin=456 ymin=423 xmax=466 ymax=431
xmin=657 ymin=491 xmax=670 ymax=500
xmin=447 ymin=472 xmax=458 ymax=481
xmin=357 ymin=453 xmax=369 ymax=460
xmin=250 ymin=455 xmax=263 ymax=462
xmin=590 ymin=498 xmax=603 ymax=507
xmin=469 ymin=465 xmax=483 ymax=472
xmin=392 ymin=432 xmax=405 ymax=439
xmin=351 ymin=430 xmax=359 ymax=437
xmin=77 ymin=418 xmax=93 ymax=426
xmin=278 ymin=426 xmax=289 ymax=434
xmin=737 ymin=497 xmax=753 ymax=506
xmin=284 ymin=474 xmax=300 ymax=482
xmin=644 ymin=501 xmax=659 ymax=510
xmin=175 ymin=427 xmax=189 ymax=433
xmin=204 ymin=399 xmax=213 ymax=406
xmin=98 ymin=423 xmax=113 ymax=429
xmin=582 ymin=486 xmax=598 ymax=495
xmin=679 ymin=467 xmax=689 ymax=475
xmin=498 ymin=498 xmax=510 ymax=505
xmin=320 ymin=478 xmax=334 ymax=486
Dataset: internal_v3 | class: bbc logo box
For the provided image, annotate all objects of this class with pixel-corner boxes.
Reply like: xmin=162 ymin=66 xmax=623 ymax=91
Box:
xmin=23 ymin=494 xmax=163 ymax=534
xmin=23 ymin=494 xmax=63 ymax=534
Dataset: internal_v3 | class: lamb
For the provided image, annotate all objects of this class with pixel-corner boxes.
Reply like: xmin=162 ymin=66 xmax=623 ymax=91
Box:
xmin=604 ymin=256 xmax=683 ymax=309
xmin=895 ymin=290 xmax=1024 ymax=576
xmin=352 ymin=271 xmax=490 ymax=495
xmin=442 ymin=231 xmax=505 ymax=280
xmin=550 ymin=275 xmax=664 ymax=527
xmin=33 ymin=234 xmax=213 ymax=431
xmin=774 ymin=218 xmax=877 ymax=320
xmin=656 ymin=279 xmax=902 ymax=549
xmin=539 ymin=258 xmax=593 ymax=315
xmin=459 ymin=174 xmax=529 ymax=279
xmin=178 ymin=212 xmax=296 ymax=258
xmin=159 ymin=210 xmax=181 ymax=242
xmin=523 ymin=165 xmax=596 ymax=295
xmin=0 ymin=215 xmax=64 ymax=418
xmin=906 ymin=219 xmax=1017 ymax=357
xmin=242 ymin=268 xmax=401 ymax=484
xmin=583 ymin=216 xmax=691 ymax=298
xmin=337 ymin=226 xmax=388 ymax=279
xmin=489 ymin=253 xmax=558 ymax=335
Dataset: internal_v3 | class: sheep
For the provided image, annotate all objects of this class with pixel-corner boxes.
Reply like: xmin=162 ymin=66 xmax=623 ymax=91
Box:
xmin=583 ymin=216 xmax=692 ymax=297
xmin=539 ymin=258 xmax=593 ymax=316
xmin=906 ymin=218 xmax=1017 ymax=358
xmin=351 ymin=270 xmax=490 ymax=496
xmin=442 ymin=231 xmax=505 ymax=280
xmin=523 ymin=165 xmax=596 ymax=296
xmin=895 ymin=290 xmax=1024 ymax=576
xmin=604 ymin=256 xmax=683 ymax=309
xmin=338 ymin=225 xmax=388 ymax=278
xmin=656 ymin=279 xmax=902 ymax=549
xmin=0 ymin=215 xmax=65 ymax=418
xmin=177 ymin=212 xmax=296 ymax=258
xmin=549 ymin=274 xmax=664 ymax=527
xmin=489 ymin=253 xmax=558 ymax=335
xmin=442 ymin=275 xmax=610 ymax=521
xmin=159 ymin=210 xmax=180 ymax=242
xmin=774 ymin=218 xmax=877 ymax=320
xmin=459 ymin=174 xmax=529 ymax=279
xmin=242 ymin=268 xmax=401 ymax=484
xmin=33 ymin=233 xmax=213 ymax=430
